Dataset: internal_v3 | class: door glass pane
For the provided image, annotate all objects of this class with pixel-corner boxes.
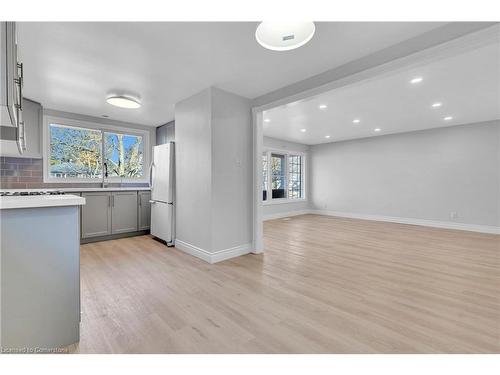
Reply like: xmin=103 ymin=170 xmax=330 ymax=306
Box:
xmin=104 ymin=132 xmax=144 ymax=178
xmin=288 ymin=155 xmax=303 ymax=199
xmin=262 ymin=153 xmax=268 ymax=201
xmin=271 ymin=153 xmax=286 ymax=199
xmin=49 ymin=124 xmax=102 ymax=179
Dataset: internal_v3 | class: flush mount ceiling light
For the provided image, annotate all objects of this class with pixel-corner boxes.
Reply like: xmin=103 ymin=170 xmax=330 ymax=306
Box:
xmin=264 ymin=118 xmax=271 ymax=123
xmin=352 ymin=119 xmax=360 ymax=124
xmin=431 ymin=102 xmax=442 ymax=108
xmin=319 ymin=104 xmax=328 ymax=109
xmin=300 ymin=128 xmax=307 ymax=132
xmin=410 ymin=77 xmax=423 ymax=84
xmin=106 ymin=95 xmax=141 ymax=109
xmin=444 ymin=116 xmax=453 ymax=121
xmin=374 ymin=128 xmax=381 ymax=132
xmin=255 ymin=22 xmax=316 ymax=51
xmin=325 ymin=135 xmax=331 ymax=139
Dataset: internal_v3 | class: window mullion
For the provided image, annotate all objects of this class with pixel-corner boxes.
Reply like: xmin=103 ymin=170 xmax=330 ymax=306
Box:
xmin=267 ymin=151 xmax=272 ymax=202
xmin=101 ymin=130 xmax=105 ymax=180
xmin=285 ymin=154 xmax=289 ymax=200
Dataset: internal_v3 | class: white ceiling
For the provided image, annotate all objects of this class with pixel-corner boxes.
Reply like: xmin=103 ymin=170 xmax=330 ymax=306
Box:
xmin=17 ymin=22 xmax=446 ymax=127
xmin=263 ymin=39 xmax=500 ymax=145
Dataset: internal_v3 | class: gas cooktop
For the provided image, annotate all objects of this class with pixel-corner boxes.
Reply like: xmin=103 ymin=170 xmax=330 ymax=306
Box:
xmin=0 ymin=191 xmax=66 ymax=197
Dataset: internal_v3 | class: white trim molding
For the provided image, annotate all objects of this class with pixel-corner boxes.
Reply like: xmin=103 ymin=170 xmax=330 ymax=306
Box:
xmin=309 ymin=210 xmax=500 ymax=235
xmin=174 ymin=240 xmax=253 ymax=264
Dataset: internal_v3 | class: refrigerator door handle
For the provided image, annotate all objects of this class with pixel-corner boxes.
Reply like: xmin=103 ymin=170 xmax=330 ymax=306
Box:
xmin=149 ymin=161 xmax=154 ymax=189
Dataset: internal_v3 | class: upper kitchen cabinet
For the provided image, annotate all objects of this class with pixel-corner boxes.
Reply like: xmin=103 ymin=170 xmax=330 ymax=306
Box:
xmin=1 ymin=21 xmax=25 ymax=153
xmin=0 ymin=98 xmax=42 ymax=158
xmin=156 ymin=121 xmax=175 ymax=145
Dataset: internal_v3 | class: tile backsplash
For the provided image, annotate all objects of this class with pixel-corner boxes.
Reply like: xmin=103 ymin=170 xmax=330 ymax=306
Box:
xmin=0 ymin=157 xmax=149 ymax=189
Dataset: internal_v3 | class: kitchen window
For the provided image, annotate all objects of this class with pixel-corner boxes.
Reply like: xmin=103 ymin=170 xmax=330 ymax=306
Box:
xmin=44 ymin=117 xmax=149 ymax=183
xmin=104 ymin=132 xmax=144 ymax=178
xmin=262 ymin=150 xmax=305 ymax=204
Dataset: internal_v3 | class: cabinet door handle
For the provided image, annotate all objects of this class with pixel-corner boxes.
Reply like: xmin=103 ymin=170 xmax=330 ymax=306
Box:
xmin=14 ymin=64 xmax=23 ymax=111
xmin=21 ymin=120 xmax=26 ymax=151
xmin=17 ymin=62 xmax=23 ymax=82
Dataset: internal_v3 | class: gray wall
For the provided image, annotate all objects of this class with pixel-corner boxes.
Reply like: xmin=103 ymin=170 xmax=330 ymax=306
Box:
xmin=175 ymin=87 xmax=253 ymax=254
xmin=262 ymin=137 xmax=311 ymax=219
xmin=175 ymin=89 xmax=213 ymax=250
xmin=310 ymin=121 xmax=500 ymax=227
xmin=211 ymin=88 xmax=253 ymax=251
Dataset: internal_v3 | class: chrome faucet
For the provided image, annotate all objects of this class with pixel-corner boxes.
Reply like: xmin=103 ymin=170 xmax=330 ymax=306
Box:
xmin=102 ymin=162 xmax=108 ymax=188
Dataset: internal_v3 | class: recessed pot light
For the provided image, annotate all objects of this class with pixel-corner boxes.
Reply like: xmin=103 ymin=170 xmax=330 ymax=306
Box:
xmin=264 ymin=118 xmax=271 ymax=123
xmin=319 ymin=104 xmax=327 ymax=109
xmin=431 ymin=102 xmax=442 ymax=108
xmin=352 ymin=119 xmax=360 ymax=124
xmin=410 ymin=77 xmax=423 ymax=84
xmin=325 ymin=135 xmax=331 ymax=138
xmin=106 ymin=95 xmax=141 ymax=109
xmin=374 ymin=128 xmax=381 ymax=132
xmin=300 ymin=128 xmax=307 ymax=132
xmin=255 ymin=22 xmax=315 ymax=51
xmin=444 ymin=116 xmax=453 ymax=121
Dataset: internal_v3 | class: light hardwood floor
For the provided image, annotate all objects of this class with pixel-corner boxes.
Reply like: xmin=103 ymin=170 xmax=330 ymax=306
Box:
xmin=70 ymin=214 xmax=500 ymax=353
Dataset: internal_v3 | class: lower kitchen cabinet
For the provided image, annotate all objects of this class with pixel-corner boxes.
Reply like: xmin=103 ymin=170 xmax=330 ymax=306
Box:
xmin=80 ymin=190 xmax=150 ymax=241
xmin=81 ymin=192 xmax=112 ymax=238
xmin=138 ymin=191 xmax=151 ymax=230
xmin=111 ymin=191 xmax=138 ymax=234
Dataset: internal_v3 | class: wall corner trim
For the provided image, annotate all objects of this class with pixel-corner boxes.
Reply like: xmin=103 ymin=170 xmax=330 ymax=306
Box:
xmin=174 ymin=240 xmax=253 ymax=264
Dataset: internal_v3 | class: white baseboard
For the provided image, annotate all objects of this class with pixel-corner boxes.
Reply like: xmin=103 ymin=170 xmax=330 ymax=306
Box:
xmin=211 ymin=243 xmax=253 ymax=263
xmin=309 ymin=210 xmax=500 ymax=235
xmin=174 ymin=239 xmax=253 ymax=264
xmin=263 ymin=209 xmax=311 ymax=221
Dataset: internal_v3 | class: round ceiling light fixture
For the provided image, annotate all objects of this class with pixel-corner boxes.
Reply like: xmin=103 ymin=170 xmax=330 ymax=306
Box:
xmin=106 ymin=94 xmax=141 ymax=109
xmin=255 ymin=22 xmax=316 ymax=51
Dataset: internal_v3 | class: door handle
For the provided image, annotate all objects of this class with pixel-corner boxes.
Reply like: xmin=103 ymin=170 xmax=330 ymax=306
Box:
xmin=21 ymin=120 xmax=26 ymax=151
xmin=149 ymin=162 xmax=154 ymax=189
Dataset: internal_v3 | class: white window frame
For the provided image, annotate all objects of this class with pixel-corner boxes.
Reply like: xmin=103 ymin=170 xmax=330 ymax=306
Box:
xmin=262 ymin=148 xmax=306 ymax=205
xmin=43 ymin=115 xmax=151 ymax=184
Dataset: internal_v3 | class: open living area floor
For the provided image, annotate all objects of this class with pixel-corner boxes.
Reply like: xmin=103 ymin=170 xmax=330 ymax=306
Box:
xmin=71 ymin=214 xmax=500 ymax=353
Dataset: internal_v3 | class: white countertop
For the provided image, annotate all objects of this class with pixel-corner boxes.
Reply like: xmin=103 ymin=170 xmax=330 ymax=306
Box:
xmin=0 ymin=187 xmax=151 ymax=193
xmin=0 ymin=194 xmax=86 ymax=210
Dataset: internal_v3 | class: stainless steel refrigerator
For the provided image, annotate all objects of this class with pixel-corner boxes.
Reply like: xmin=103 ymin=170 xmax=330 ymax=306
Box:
xmin=149 ymin=142 xmax=175 ymax=246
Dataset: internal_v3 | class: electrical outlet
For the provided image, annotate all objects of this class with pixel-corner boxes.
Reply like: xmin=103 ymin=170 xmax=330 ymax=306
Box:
xmin=450 ymin=211 xmax=458 ymax=219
